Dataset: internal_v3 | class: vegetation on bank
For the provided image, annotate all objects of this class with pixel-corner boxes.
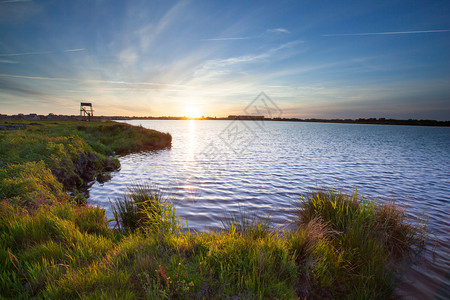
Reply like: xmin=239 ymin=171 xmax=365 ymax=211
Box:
xmin=0 ymin=120 xmax=171 ymax=205
xmin=1 ymin=186 xmax=426 ymax=299
xmin=0 ymin=120 xmax=427 ymax=299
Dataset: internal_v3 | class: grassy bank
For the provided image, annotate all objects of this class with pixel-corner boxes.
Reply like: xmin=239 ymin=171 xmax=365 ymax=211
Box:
xmin=0 ymin=120 xmax=171 ymax=206
xmin=0 ymin=121 xmax=426 ymax=299
xmin=1 ymin=187 xmax=426 ymax=299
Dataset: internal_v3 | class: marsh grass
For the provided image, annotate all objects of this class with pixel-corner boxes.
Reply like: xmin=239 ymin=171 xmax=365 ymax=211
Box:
xmin=221 ymin=206 xmax=272 ymax=239
xmin=75 ymin=122 xmax=172 ymax=154
xmin=296 ymin=189 xmax=427 ymax=298
xmin=0 ymin=120 xmax=171 ymax=207
xmin=0 ymin=187 xmax=427 ymax=299
xmin=110 ymin=184 xmax=182 ymax=234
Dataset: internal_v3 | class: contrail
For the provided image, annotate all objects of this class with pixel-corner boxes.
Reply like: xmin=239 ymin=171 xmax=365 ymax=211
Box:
xmin=0 ymin=73 xmax=72 ymax=81
xmin=0 ymin=51 xmax=53 ymax=57
xmin=0 ymin=0 xmax=33 ymax=3
xmin=0 ymin=48 xmax=85 ymax=57
xmin=322 ymin=29 xmax=450 ymax=37
xmin=0 ymin=73 xmax=187 ymax=88
xmin=64 ymin=48 xmax=85 ymax=52
xmin=201 ymin=37 xmax=255 ymax=41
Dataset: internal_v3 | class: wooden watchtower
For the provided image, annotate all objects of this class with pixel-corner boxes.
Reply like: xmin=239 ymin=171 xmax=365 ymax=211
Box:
xmin=80 ymin=102 xmax=93 ymax=121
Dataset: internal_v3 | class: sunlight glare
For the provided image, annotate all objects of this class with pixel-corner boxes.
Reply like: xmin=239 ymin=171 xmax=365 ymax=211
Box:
xmin=184 ymin=106 xmax=202 ymax=119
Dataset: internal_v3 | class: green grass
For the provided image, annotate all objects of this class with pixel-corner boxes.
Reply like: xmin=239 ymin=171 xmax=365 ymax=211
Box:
xmin=221 ymin=206 xmax=272 ymax=240
xmin=0 ymin=120 xmax=171 ymax=207
xmin=0 ymin=187 xmax=427 ymax=299
xmin=296 ymin=190 xmax=427 ymax=298
xmin=110 ymin=184 xmax=181 ymax=234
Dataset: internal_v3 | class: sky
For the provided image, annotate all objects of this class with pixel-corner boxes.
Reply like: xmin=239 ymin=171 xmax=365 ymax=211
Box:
xmin=0 ymin=0 xmax=449 ymax=120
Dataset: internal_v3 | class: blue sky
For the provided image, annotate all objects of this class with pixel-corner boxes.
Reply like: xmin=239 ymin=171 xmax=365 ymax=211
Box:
xmin=1 ymin=0 xmax=449 ymax=120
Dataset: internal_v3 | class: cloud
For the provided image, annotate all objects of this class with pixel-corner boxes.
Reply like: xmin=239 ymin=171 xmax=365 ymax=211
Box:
xmin=0 ymin=73 xmax=187 ymax=88
xmin=322 ymin=29 xmax=450 ymax=37
xmin=130 ymin=1 xmax=188 ymax=51
xmin=267 ymin=28 xmax=290 ymax=34
xmin=0 ymin=76 xmax=61 ymax=102
xmin=201 ymin=28 xmax=288 ymax=41
xmin=201 ymin=37 xmax=256 ymax=41
xmin=0 ymin=48 xmax=85 ymax=57
xmin=0 ymin=59 xmax=19 ymax=64
xmin=64 ymin=48 xmax=86 ymax=53
xmin=191 ymin=41 xmax=300 ymax=81
xmin=0 ymin=73 xmax=72 ymax=81
xmin=0 ymin=51 xmax=53 ymax=57
xmin=0 ymin=0 xmax=40 ymax=24
xmin=0 ymin=0 xmax=32 ymax=3
xmin=118 ymin=48 xmax=138 ymax=66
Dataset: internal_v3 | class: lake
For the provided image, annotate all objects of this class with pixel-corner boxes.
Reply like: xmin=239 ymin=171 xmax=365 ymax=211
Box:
xmin=88 ymin=120 xmax=449 ymax=299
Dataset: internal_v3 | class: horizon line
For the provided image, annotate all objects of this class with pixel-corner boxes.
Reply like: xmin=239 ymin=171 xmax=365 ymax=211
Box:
xmin=1 ymin=113 xmax=448 ymax=122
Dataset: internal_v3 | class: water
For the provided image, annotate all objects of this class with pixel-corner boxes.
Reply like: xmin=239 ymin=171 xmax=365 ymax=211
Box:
xmin=88 ymin=120 xmax=450 ymax=299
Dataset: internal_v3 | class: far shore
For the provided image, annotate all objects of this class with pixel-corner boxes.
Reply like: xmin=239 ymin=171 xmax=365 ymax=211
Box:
xmin=1 ymin=113 xmax=449 ymax=127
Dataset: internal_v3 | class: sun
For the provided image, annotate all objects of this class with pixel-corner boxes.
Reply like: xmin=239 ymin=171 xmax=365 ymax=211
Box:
xmin=184 ymin=106 xmax=202 ymax=119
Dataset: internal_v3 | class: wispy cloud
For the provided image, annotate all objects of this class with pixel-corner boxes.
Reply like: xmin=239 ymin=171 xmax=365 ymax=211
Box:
xmin=267 ymin=28 xmax=290 ymax=34
xmin=0 ymin=59 xmax=19 ymax=64
xmin=0 ymin=51 xmax=52 ymax=57
xmin=201 ymin=36 xmax=255 ymax=41
xmin=0 ymin=0 xmax=32 ymax=3
xmin=132 ymin=1 xmax=188 ymax=51
xmin=64 ymin=48 xmax=85 ymax=52
xmin=322 ymin=29 xmax=450 ymax=37
xmin=191 ymin=41 xmax=300 ymax=81
xmin=0 ymin=73 xmax=187 ymax=88
xmin=0 ymin=73 xmax=72 ymax=81
xmin=0 ymin=48 xmax=85 ymax=57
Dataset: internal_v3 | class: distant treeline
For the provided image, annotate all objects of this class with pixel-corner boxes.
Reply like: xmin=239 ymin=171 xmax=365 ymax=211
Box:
xmin=1 ymin=114 xmax=448 ymax=126
xmin=114 ymin=116 xmax=450 ymax=126
xmin=269 ymin=117 xmax=450 ymax=127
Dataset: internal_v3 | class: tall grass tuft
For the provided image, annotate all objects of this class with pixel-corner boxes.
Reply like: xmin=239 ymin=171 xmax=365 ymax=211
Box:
xmin=373 ymin=202 xmax=427 ymax=259
xmin=297 ymin=189 xmax=376 ymax=232
xmin=287 ymin=217 xmax=334 ymax=264
xmin=298 ymin=189 xmax=426 ymax=259
xmin=110 ymin=184 xmax=181 ymax=234
xmin=295 ymin=189 xmax=427 ymax=298
xmin=221 ymin=207 xmax=271 ymax=239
